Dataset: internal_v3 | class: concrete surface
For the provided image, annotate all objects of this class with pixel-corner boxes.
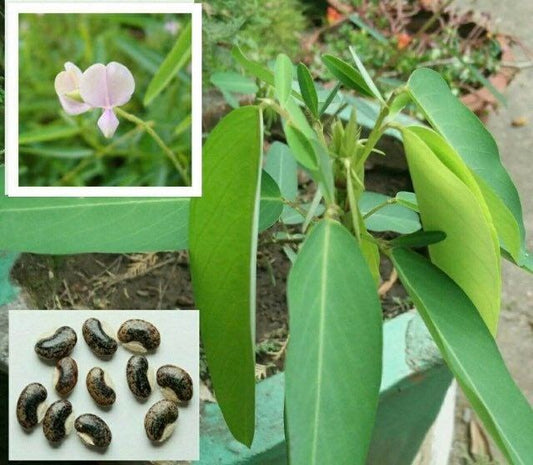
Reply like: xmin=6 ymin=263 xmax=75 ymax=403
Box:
xmin=452 ymin=1 xmax=533 ymax=463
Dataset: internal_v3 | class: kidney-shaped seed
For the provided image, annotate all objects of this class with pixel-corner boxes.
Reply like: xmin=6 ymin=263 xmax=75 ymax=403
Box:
xmin=144 ymin=399 xmax=179 ymax=442
xmin=117 ymin=319 xmax=160 ymax=353
xmin=127 ymin=355 xmax=154 ymax=399
xmin=156 ymin=365 xmax=193 ymax=402
xmin=82 ymin=318 xmax=118 ymax=357
xmin=42 ymin=399 xmax=74 ymax=443
xmin=86 ymin=367 xmax=116 ymax=406
xmin=16 ymin=383 xmax=48 ymax=430
xmin=35 ymin=326 xmax=77 ymax=361
xmin=74 ymin=413 xmax=112 ymax=448
xmin=54 ymin=357 xmax=78 ymax=396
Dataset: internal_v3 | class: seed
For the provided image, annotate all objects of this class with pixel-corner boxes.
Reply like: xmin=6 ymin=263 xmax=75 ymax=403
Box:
xmin=54 ymin=357 xmax=78 ymax=396
xmin=144 ymin=399 xmax=179 ymax=442
xmin=117 ymin=319 xmax=160 ymax=353
xmin=16 ymin=383 xmax=48 ymax=430
xmin=35 ymin=326 xmax=77 ymax=361
xmin=74 ymin=413 xmax=112 ymax=448
xmin=42 ymin=399 xmax=74 ymax=443
xmin=82 ymin=318 xmax=118 ymax=357
xmin=86 ymin=367 xmax=116 ymax=406
xmin=156 ymin=365 xmax=193 ymax=402
xmin=126 ymin=355 xmax=154 ymax=399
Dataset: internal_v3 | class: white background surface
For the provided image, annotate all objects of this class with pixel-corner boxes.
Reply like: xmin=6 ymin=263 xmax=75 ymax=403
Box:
xmin=9 ymin=310 xmax=199 ymax=461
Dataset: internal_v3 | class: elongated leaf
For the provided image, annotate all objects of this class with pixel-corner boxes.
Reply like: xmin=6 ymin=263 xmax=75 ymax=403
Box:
xmin=284 ymin=124 xmax=318 ymax=171
xmin=297 ymin=63 xmax=318 ymax=117
xmin=402 ymin=127 xmax=501 ymax=332
xmin=407 ymin=68 xmax=525 ymax=263
xmin=259 ymin=170 xmax=283 ymax=230
xmin=392 ymin=248 xmax=533 ymax=465
xmin=19 ymin=125 xmax=80 ymax=144
xmin=389 ymin=230 xmax=446 ymax=248
xmin=286 ymin=219 xmax=382 ymax=464
xmin=144 ymin=20 xmax=191 ymax=106
xmin=20 ymin=145 xmax=93 ymax=159
xmin=0 ymin=165 xmax=278 ymax=254
xmin=210 ymin=72 xmax=258 ymax=94
xmin=321 ymin=55 xmax=374 ymax=98
xmin=348 ymin=46 xmax=384 ymax=102
xmin=189 ymin=107 xmax=263 ymax=446
xmin=274 ymin=54 xmax=293 ymax=105
xmin=360 ymin=191 xmax=421 ymax=234
xmin=116 ymin=36 xmax=163 ymax=74
xmin=265 ymin=142 xmax=298 ymax=223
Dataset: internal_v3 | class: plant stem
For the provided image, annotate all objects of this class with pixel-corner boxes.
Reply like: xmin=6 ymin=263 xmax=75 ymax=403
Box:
xmin=115 ymin=107 xmax=190 ymax=185
xmin=362 ymin=198 xmax=396 ymax=219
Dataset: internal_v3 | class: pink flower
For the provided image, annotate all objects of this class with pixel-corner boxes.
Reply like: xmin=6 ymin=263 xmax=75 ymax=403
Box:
xmin=54 ymin=62 xmax=92 ymax=115
xmin=79 ymin=62 xmax=135 ymax=138
xmin=54 ymin=61 xmax=135 ymax=138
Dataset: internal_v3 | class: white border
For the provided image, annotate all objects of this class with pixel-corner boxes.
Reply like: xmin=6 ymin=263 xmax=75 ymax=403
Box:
xmin=5 ymin=2 xmax=202 ymax=197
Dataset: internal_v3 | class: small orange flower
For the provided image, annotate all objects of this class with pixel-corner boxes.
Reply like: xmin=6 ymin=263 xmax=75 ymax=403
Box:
xmin=327 ymin=6 xmax=344 ymax=25
xmin=396 ymin=32 xmax=412 ymax=50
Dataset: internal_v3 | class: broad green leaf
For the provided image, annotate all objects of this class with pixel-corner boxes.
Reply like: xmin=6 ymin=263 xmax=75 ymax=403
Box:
xmin=274 ymin=54 xmax=293 ymax=105
xmin=20 ymin=145 xmax=93 ymax=159
xmin=359 ymin=191 xmax=421 ymax=234
xmin=144 ymin=20 xmax=191 ymax=106
xmin=392 ymin=248 xmax=533 ymax=465
xmin=284 ymin=124 xmax=318 ymax=171
xmin=321 ymin=55 xmax=374 ymax=98
xmin=389 ymin=230 xmax=446 ymax=249
xmin=348 ymin=46 xmax=384 ymax=103
xmin=281 ymin=203 xmax=326 ymax=226
xmin=259 ymin=170 xmax=283 ymax=231
xmin=407 ymin=68 xmax=525 ymax=263
xmin=264 ymin=142 xmax=298 ymax=223
xmin=0 ymin=166 xmax=278 ymax=254
xmin=210 ymin=72 xmax=258 ymax=94
xmin=395 ymin=191 xmax=418 ymax=212
xmin=286 ymin=219 xmax=382 ymax=464
xmin=189 ymin=106 xmax=263 ymax=446
xmin=402 ymin=127 xmax=501 ymax=332
xmin=297 ymin=63 xmax=319 ymax=117
xmin=19 ymin=125 xmax=80 ymax=144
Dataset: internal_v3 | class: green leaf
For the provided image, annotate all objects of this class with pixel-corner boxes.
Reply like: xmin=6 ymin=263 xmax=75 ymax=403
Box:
xmin=392 ymin=248 xmax=533 ymax=465
xmin=210 ymin=72 xmax=258 ymax=95
xmin=144 ymin=20 xmax=191 ymax=106
xmin=395 ymin=191 xmax=419 ymax=212
xmin=189 ymin=106 xmax=263 ymax=446
xmin=402 ymin=127 xmax=501 ymax=333
xmin=19 ymin=125 xmax=80 ymax=144
xmin=264 ymin=142 xmax=298 ymax=223
xmin=20 ymin=145 xmax=93 ymax=159
xmin=286 ymin=219 xmax=382 ymax=464
xmin=318 ymin=82 xmax=341 ymax=116
xmin=389 ymin=230 xmax=446 ymax=249
xmin=259 ymin=170 xmax=283 ymax=231
xmin=0 ymin=166 xmax=188 ymax=253
xmin=407 ymin=68 xmax=525 ymax=263
xmin=116 ymin=36 xmax=163 ymax=74
xmin=284 ymin=124 xmax=318 ymax=171
xmin=348 ymin=46 xmax=384 ymax=102
xmin=297 ymin=63 xmax=319 ymax=117
xmin=348 ymin=14 xmax=387 ymax=44
xmin=274 ymin=54 xmax=293 ymax=105
xmin=359 ymin=191 xmax=421 ymax=234
xmin=321 ymin=55 xmax=374 ymax=98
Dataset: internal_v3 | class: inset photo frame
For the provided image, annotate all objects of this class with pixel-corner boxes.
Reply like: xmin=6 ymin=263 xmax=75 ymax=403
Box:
xmin=5 ymin=2 xmax=202 ymax=197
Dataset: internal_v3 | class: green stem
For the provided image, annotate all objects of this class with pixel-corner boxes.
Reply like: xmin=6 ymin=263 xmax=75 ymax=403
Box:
xmin=115 ymin=107 xmax=190 ymax=185
xmin=344 ymin=159 xmax=361 ymax=241
xmin=362 ymin=198 xmax=396 ymax=220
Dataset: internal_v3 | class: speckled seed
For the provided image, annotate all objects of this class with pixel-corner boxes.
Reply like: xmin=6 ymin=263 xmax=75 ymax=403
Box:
xmin=82 ymin=318 xmax=118 ymax=357
xmin=144 ymin=400 xmax=179 ymax=442
xmin=156 ymin=365 xmax=193 ymax=402
xmin=117 ymin=319 xmax=160 ymax=353
xmin=74 ymin=414 xmax=112 ymax=448
xmin=126 ymin=355 xmax=154 ymax=399
xmin=54 ymin=357 xmax=78 ymax=396
xmin=16 ymin=383 xmax=48 ymax=430
xmin=42 ymin=399 xmax=74 ymax=443
xmin=86 ymin=367 xmax=116 ymax=406
xmin=35 ymin=326 xmax=77 ymax=361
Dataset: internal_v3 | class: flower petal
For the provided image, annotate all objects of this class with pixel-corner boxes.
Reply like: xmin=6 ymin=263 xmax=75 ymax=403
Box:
xmin=97 ymin=109 xmax=119 ymax=138
xmin=79 ymin=62 xmax=135 ymax=108
xmin=54 ymin=64 xmax=91 ymax=115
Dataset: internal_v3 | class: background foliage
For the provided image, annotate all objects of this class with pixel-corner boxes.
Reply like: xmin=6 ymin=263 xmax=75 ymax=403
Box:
xmin=18 ymin=13 xmax=192 ymax=187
